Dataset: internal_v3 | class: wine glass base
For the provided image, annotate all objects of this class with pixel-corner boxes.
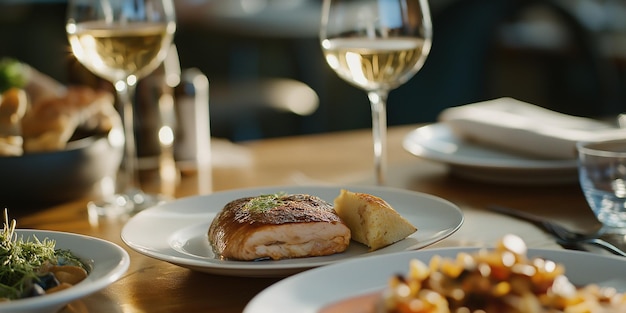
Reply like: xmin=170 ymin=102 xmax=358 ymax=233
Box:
xmin=88 ymin=189 xmax=170 ymax=217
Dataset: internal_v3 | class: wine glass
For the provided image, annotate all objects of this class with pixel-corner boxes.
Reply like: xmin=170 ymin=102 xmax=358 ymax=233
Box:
xmin=320 ymin=0 xmax=431 ymax=185
xmin=66 ymin=0 xmax=176 ymax=215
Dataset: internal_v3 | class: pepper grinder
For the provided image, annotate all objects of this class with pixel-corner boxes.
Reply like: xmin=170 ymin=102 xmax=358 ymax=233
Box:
xmin=174 ymin=68 xmax=212 ymax=194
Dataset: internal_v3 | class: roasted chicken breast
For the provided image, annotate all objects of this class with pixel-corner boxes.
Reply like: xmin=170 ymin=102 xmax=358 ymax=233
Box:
xmin=208 ymin=193 xmax=351 ymax=261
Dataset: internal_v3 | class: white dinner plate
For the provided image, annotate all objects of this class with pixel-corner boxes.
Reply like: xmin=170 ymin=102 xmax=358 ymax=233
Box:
xmin=402 ymin=123 xmax=578 ymax=184
xmin=244 ymin=247 xmax=626 ymax=313
xmin=1 ymin=230 xmax=130 ymax=313
xmin=121 ymin=185 xmax=463 ymax=277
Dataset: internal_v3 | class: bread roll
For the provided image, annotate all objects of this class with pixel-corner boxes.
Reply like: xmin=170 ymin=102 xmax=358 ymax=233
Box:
xmin=0 ymin=88 xmax=27 ymax=156
xmin=21 ymin=86 xmax=118 ymax=152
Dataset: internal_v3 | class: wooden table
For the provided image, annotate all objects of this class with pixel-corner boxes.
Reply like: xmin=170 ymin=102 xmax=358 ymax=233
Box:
xmin=14 ymin=124 xmax=599 ymax=313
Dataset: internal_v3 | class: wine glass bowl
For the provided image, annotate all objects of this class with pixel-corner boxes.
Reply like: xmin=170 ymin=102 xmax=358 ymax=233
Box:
xmin=67 ymin=21 xmax=175 ymax=84
xmin=322 ymin=37 xmax=428 ymax=92
xmin=66 ymin=0 xmax=176 ymax=215
xmin=320 ymin=0 xmax=432 ymax=184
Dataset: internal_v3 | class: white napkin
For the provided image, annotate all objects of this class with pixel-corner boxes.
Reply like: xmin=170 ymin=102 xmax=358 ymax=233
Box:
xmin=438 ymin=97 xmax=626 ymax=159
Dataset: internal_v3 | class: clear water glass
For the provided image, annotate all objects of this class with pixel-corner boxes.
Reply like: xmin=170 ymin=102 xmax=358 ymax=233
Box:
xmin=577 ymin=139 xmax=626 ymax=233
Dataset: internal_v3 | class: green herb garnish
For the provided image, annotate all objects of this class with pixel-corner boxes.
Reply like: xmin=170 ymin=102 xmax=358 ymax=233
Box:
xmin=0 ymin=210 xmax=56 ymax=300
xmin=0 ymin=58 xmax=27 ymax=93
xmin=243 ymin=192 xmax=288 ymax=213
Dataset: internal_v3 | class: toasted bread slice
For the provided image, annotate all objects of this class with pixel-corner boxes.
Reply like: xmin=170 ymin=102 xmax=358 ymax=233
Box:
xmin=333 ymin=189 xmax=417 ymax=251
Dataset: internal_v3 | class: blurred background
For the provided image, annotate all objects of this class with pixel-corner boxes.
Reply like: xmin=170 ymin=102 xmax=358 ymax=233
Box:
xmin=2 ymin=0 xmax=626 ymax=142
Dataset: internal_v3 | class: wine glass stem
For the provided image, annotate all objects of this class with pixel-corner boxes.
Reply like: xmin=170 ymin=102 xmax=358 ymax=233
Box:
xmin=368 ymin=90 xmax=388 ymax=185
xmin=116 ymin=80 xmax=141 ymax=193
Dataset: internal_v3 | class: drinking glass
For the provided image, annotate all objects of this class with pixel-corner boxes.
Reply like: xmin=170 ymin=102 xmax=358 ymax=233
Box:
xmin=320 ymin=0 xmax=432 ymax=185
xmin=66 ymin=0 xmax=176 ymax=215
xmin=577 ymin=139 xmax=626 ymax=234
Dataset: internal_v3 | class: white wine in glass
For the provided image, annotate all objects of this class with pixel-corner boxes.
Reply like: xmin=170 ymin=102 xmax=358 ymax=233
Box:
xmin=320 ymin=0 xmax=431 ymax=185
xmin=66 ymin=0 xmax=176 ymax=215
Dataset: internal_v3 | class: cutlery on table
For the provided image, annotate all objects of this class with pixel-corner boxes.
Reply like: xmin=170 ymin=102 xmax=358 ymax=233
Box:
xmin=487 ymin=205 xmax=626 ymax=257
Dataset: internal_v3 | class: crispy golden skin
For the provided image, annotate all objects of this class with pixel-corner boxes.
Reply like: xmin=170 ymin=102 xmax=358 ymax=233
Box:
xmin=209 ymin=194 xmax=351 ymax=261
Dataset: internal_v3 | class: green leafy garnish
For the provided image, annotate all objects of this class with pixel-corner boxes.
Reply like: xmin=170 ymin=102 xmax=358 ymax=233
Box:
xmin=243 ymin=192 xmax=288 ymax=213
xmin=0 ymin=58 xmax=27 ymax=93
xmin=0 ymin=210 xmax=56 ymax=300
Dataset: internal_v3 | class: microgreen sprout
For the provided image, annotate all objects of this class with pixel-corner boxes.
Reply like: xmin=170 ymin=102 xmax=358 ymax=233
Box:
xmin=243 ymin=192 xmax=288 ymax=213
xmin=0 ymin=209 xmax=56 ymax=300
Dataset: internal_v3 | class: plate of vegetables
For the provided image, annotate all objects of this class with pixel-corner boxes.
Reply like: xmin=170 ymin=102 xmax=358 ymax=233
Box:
xmin=0 ymin=213 xmax=130 ymax=313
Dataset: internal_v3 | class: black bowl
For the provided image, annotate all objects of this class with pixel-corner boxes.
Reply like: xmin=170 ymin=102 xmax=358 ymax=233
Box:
xmin=0 ymin=131 xmax=123 ymax=208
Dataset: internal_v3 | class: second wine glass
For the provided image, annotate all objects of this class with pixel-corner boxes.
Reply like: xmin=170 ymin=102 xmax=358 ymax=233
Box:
xmin=66 ymin=0 xmax=177 ymax=215
xmin=320 ymin=0 xmax=431 ymax=185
